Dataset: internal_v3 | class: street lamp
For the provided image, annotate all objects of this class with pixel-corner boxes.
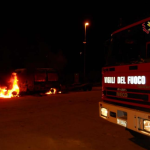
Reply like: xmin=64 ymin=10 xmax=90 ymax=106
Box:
xmin=84 ymin=22 xmax=89 ymax=43
xmin=83 ymin=22 xmax=89 ymax=81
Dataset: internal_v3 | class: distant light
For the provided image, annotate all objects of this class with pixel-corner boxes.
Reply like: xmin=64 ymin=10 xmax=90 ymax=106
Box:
xmin=85 ymin=22 xmax=89 ymax=26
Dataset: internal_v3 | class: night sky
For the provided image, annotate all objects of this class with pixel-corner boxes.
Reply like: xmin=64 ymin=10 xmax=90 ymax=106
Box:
xmin=0 ymin=2 xmax=149 ymax=74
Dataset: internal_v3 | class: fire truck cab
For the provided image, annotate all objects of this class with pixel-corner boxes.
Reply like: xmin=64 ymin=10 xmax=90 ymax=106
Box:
xmin=99 ymin=17 xmax=150 ymax=137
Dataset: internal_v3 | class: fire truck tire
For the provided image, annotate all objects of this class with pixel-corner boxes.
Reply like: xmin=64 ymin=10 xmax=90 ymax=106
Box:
xmin=128 ymin=129 xmax=148 ymax=139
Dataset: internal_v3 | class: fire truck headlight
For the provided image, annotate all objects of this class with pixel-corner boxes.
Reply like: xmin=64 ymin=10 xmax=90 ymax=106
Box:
xmin=101 ymin=108 xmax=108 ymax=117
xmin=144 ymin=120 xmax=150 ymax=132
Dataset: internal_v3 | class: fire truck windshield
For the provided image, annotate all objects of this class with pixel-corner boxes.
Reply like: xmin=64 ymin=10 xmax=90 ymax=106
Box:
xmin=105 ymin=18 xmax=150 ymax=66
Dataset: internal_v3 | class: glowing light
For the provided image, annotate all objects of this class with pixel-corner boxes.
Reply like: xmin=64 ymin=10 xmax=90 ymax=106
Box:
xmin=85 ymin=22 xmax=89 ymax=26
xmin=147 ymin=22 xmax=150 ymax=27
xmin=144 ymin=120 xmax=150 ymax=132
xmin=0 ymin=72 xmax=19 ymax=98
xmin=46 ymin=88 xmax=57 ymax=95
xmin=117 ymin=119 xmax=127 ymax=127
xmin=101 ymin=108 xmax=108 ymax=117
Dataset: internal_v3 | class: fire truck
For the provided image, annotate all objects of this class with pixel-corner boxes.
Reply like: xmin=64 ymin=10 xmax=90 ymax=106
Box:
xmin=99 ymin=17 xmax=150 ymax=137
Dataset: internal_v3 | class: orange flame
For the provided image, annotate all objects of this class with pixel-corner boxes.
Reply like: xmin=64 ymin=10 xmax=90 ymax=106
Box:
xmin=46 ymin=88 xmax=57 ymax=95
xmin=0 ymin=72 xmax=19 ymax=98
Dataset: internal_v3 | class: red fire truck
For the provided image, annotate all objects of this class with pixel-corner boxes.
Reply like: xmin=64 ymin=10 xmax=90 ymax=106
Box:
xmin=99 ymin=17 xmax=150 ymax=137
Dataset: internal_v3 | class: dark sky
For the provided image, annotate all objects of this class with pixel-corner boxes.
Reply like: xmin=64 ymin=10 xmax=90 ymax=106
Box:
xmin=0 ymin=2 xmax=149 ymax=73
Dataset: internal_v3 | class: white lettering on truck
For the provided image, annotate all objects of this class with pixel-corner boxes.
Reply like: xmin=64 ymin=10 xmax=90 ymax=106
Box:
xmin=127 ymin=76 xmax=146 ymax=85
xmin=104 ymin=76 xmax=146 ymax=85
xmin=104 ymin=77 xmax=115 ymax=84
xmin=117 ymin=76 xmax=126 ymax=84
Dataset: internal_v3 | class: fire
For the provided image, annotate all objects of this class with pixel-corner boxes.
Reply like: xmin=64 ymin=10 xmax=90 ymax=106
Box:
xmin=0 ymin=72 xmax=19 ymax=98
xmin=46 ymin=88 xmax=57 ymax=95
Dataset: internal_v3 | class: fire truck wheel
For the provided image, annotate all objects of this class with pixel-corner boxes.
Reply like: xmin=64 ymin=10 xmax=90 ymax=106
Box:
xmin=128 ymin=129 xmax=149 ymax=139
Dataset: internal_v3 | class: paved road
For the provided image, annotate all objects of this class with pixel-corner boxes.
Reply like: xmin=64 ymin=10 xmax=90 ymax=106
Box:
xmin=0 ymin=87 xmax=148 ymax=150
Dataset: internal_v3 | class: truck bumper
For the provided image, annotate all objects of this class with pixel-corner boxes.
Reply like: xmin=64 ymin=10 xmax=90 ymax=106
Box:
xmin=99 ymin=101 xmax=150 ymax=136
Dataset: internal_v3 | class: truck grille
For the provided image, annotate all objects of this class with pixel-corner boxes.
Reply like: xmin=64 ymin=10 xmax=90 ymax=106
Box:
xmin=103 ymin=87 xmax=150 ymax=109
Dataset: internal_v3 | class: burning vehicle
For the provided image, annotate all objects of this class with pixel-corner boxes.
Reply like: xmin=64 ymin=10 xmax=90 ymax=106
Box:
xmin=14 ymin=68 xmax=61 ymax=95
xmin=0 ymin=72 xmax=19 ymax=98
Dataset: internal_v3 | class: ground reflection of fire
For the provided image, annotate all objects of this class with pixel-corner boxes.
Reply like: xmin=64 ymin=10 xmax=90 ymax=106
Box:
xmin=0 ymin=73 xmax=19 ymax=98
